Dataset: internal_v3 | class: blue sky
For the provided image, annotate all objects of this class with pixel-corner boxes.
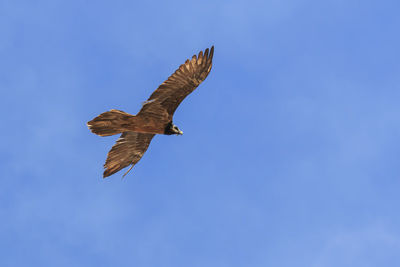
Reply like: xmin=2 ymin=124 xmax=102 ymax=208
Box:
xmin=1 ymin=0 xmax=400 ymax=266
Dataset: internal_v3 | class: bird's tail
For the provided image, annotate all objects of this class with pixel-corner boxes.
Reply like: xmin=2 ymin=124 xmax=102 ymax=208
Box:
xmin=87 ymin=109 xmax=136 ymax=137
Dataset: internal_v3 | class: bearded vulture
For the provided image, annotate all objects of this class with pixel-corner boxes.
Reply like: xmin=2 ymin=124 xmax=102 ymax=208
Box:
xmin=87 ymin=46 xmax=214 ymax=178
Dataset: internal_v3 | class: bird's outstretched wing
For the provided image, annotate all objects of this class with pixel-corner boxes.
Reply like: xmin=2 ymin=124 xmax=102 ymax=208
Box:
xmin=139 ymin=46 xmax=214 ymax=119
xmin=103 ymin=132 xmax=155 ymax=178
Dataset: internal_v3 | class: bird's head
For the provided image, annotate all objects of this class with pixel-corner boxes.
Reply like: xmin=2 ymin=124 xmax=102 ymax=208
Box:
xmin=172 ymin=124 xmax=183 ymax=135
xmin=165 ymin=122 xmax=183 ymax=135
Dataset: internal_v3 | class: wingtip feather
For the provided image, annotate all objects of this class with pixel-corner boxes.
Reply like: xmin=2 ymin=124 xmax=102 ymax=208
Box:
xmin=204 ymin=47 xmax=209 ymax=58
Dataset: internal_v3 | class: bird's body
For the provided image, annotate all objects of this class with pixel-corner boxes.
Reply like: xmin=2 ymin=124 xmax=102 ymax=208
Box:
xmin=87 ymin=46 xmax=214 ymax=178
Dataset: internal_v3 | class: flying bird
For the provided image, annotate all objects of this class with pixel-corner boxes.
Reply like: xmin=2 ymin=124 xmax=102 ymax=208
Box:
xmin=87 ymin=46 xmax=214 ymax=178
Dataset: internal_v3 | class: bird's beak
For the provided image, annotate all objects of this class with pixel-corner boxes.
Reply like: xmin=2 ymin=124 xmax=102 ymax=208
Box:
xmin=178 ymin=130 xmax=183 ymax=135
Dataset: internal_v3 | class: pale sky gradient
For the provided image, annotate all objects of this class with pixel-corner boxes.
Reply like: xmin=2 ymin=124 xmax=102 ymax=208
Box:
xmin=1 ymin=0 xmax=400 ymax=266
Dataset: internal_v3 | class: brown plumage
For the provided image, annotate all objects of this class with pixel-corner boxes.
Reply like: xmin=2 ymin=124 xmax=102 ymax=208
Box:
xmin=87 ymin=46 xmax=214 ymax=178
